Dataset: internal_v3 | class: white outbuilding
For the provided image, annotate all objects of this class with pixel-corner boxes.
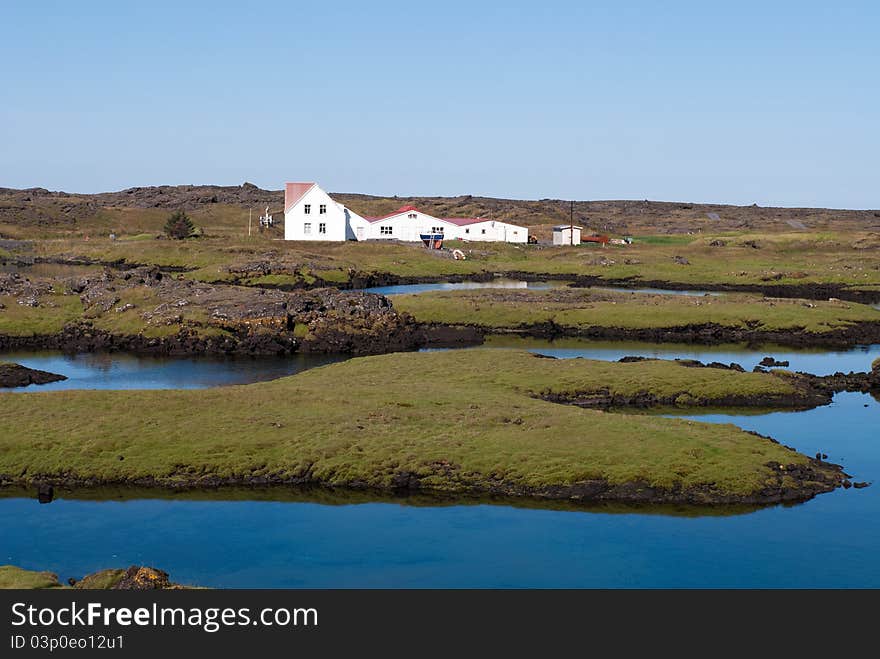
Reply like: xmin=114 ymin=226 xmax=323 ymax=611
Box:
xmin=552 ymin=225 xmax=582 ymax=246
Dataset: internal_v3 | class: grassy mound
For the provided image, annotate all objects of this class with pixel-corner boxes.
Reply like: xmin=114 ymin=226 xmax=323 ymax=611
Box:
xmin=0 ymin=350 xmax=840 ymax=502
xmin=395 ymin=289 xmax=880 ymax=333
xmin=0 ymin=566 xmax=65 ymax=589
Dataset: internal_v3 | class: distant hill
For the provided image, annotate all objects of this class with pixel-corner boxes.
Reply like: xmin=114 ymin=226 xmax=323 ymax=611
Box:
xmin=1 ymin=183 xmax=878 ymax=235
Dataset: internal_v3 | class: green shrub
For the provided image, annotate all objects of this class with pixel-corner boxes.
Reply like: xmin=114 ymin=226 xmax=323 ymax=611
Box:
xmin=163 ymin=210 xmax=196 ymax=240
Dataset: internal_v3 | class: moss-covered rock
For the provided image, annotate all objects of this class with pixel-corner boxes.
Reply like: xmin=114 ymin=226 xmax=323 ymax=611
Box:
xmin=0 ymin=565 xmax=64 ymax=589
xmin=73 ymin=568 xmax=126 ymax=589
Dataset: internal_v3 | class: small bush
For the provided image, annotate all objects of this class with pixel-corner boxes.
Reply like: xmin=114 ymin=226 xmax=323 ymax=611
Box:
xmin=163 ymin=211 xmax=196 ymax=240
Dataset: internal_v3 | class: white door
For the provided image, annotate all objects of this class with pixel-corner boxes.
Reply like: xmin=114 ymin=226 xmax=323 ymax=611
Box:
xmin=356 ymin=227 xmax=364 ymax=241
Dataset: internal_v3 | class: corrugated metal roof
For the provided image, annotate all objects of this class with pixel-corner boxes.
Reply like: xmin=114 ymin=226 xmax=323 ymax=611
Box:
xmin=284 ymin=182 xmax=315 ymax=211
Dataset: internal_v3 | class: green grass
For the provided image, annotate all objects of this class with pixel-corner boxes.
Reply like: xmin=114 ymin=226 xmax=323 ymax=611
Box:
xmin=394 ymin=289 xmax=880 ymax=333
xmin=0 ymin=285 xmax=231 ymax=341
xmin=12 ymin=225 xmax=880 ymax=295
xmin=632 ymin=235 xmax=697 ymax=245
xmin=0 ymin=294 xmax=84 ymax=336
xmin=0 ymin=566 xmax=65 ymax=589
xmin=0 ymin=350 xmax=824 ymax=499
xmin=74 ymin=569 xmax=126 ymax=589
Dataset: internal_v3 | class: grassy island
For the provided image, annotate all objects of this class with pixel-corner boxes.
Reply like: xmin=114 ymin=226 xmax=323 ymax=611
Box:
xmin=396 ymin=288 xmax=880 ymax=339
xmin=0 ymin=350 xmax=844 ymax=504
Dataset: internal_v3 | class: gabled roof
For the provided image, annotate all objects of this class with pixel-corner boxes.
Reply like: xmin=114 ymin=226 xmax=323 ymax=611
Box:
xmin=553 ymin=224 xmax=583 ymax=230
xmin=363 ymin=205 xmax=421 ymax=222
xmin=439 ymin=217 xmax=483 ymax=227
xmin=284 ymin=182 xmax=316 ymax=211
xmin=362 ymin=205 xmax=491 ymax=226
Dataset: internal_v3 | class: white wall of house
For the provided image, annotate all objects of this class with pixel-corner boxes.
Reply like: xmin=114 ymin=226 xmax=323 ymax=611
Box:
xmin=360 ymin=210 xmax=459 ymax=242
xmin=454 ymin=220 xmax=528 ymax=244
xmin=284 ymin=184 xmax=352 ymax=241
xmin=360 ymin=211 xmax=528 ymax=244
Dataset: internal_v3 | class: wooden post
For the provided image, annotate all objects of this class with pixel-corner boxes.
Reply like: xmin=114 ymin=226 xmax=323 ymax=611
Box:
xmin=248 ymin=208 xmax=252 ymax=237
xmin=570 ymin=200 xmax=574 ymax=246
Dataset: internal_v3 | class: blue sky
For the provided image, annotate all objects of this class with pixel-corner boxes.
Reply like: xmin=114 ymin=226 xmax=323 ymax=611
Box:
xmin=1 ymin=1 xmax=877 ymax=207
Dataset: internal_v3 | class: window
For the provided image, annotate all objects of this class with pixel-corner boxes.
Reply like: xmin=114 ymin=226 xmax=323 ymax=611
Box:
xmin=481 ymin=229 xmax=486 ymax=235
xmin=465 ymin=228 xmax=470 ymax=234
xmin=304 ymin=204 xmax=311 ymax=214
xmin=319 ymin=223 xmax=327 ymax=234
xmin=303 ymin=222 xmax=312 ymax=235
xmin=380 ymin=226 xmax=393 ymax=235
xmin=430 ymin=226 xmax=445 ymax=234
xmin=319 ymin=204 xmax=327 ymax=214
xmin=407 ymin=213 xmax=417 ymax=219
xmin=513 ymin=231 xmax=518 ymax=235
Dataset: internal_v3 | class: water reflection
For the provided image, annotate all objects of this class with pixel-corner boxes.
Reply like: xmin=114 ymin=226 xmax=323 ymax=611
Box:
xmin=0 ymin=351 xmax=347 ymax=392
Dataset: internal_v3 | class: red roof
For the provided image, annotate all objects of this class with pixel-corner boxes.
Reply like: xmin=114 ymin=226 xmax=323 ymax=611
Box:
xmin=363 ymin=205 xmax=420 ymax=221
xmin=363 ymin=205 xmax=485 ymax=225
xmin=284 ymin=182 xmax=315 ymax=211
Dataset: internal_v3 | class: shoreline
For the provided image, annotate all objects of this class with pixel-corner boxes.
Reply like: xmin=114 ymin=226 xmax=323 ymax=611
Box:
xmin=420 ymin=320 xmax=880 ymax=350
xmin=0 ymin=455 xmax=850 ymax=506
xmin=11 ymin=257 xmax=880 ymax=304
xmin=4 ymin=317 xmax=880 ymax=356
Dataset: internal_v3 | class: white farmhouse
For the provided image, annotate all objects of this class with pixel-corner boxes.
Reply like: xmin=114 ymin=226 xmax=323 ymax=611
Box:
xmin=356 ymin=205 xmax=529 ymax=244
xmin=282 ymin=182 xmax=528 ymax=244
xmin=283 ymin=182 xmax=363 ymax=241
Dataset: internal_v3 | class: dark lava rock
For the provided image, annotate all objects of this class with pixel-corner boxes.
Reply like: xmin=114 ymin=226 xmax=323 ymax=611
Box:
xmin=672 ymin=255 xmax=690 ymax=265
xmin=676 ymin=359 xmax=745 ymax=372
xmin=0 ymin=363 xmax=67 ymax=388
xmin=1 ymin=268 xmax=423 ymax=357
xmin=391 ymin=471 xmax=422 ymax=490
xmin=759 ymin=356 xmax=790 ymax=367
xmin=112 ymin=566 xmax=172 ymax=590
xmin=36 ymin=484 xmax=54 ymax=504
xmin=708 ymin=239 xmax=727 ymax=247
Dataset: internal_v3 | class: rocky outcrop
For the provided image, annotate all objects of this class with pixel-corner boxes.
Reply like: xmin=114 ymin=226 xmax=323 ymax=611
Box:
xmin=0 ymin=363 xmax=66 ymax=387
xmin=759 ymin=356 xmax=790 ymax=367
xmin=539 ymin=358 xmax=880 ymax=411
xmin=0 ymin=267 xmax=423 ymax=356
xmin=421 ymin=318 xmax=880 ymax=349
xmin=112 ymin=566 xmax=175 ymax=590
xmin=0 ymin=565 xmax=190 ymax=590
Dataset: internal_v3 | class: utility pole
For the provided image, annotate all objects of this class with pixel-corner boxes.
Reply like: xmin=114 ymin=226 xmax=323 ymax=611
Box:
xmin=248 ymin=208 xmax=252 ymax=237
xmin=570 ymin=200 xmax=574 ymax=246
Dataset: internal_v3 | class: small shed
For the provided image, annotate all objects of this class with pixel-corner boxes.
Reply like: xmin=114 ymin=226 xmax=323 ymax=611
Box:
xmin=553 ymin=225 xmax=582 ymax=246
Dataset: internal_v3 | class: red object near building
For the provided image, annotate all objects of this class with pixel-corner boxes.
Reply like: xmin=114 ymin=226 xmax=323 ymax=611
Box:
xmin=582 ymin=234 xmax=610 ymax=244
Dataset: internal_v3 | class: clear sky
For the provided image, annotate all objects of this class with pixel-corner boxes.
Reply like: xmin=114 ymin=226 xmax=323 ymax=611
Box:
xmin=1 ymin=1 xmax=877 ymax=207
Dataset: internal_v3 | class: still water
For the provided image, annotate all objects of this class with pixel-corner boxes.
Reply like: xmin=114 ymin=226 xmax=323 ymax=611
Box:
xmin=1 ymin=343 xmax=878 ymax=587
xmin=361 ymin=279 xmax=718 ymax=297
xmin=0 ymin=351 xmax=346 ymax=392
xmin=360 ymin=279 xmax=569 ymax=296
xmin=473 ymin=336 xmax=880 ymax=376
